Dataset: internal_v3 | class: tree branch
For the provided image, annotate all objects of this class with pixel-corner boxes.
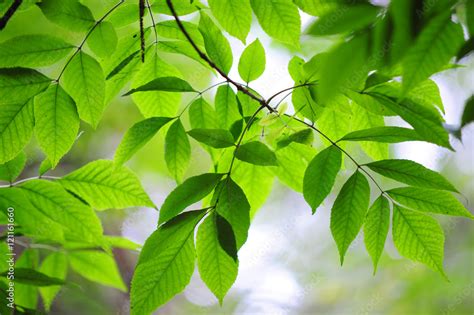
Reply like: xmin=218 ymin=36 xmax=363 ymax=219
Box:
xmin=0 ymin=0 xmax=22 ymax=30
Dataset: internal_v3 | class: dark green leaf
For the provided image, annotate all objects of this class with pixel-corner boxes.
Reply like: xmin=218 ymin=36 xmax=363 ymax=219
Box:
xmin=461 ymin=95 xmax=474 ymax=128
xmin=0 ymin=268 xmax=65 ymax=286
xmin=188 ymin=129 xmax=235 ymax=148
xmin=235 ymin=141 xmax=278 ymax=166
xmin=339 ymin=126 xmax=422 ymax=143
xmin=124 ymin=76 xmax=196 ymax=95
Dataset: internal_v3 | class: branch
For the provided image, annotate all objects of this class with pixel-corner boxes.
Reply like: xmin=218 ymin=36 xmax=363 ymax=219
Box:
xmin=0 ymin=0 xmax=22 ymax=30
xmin=266 ymin=82 xmax=317 ymax=105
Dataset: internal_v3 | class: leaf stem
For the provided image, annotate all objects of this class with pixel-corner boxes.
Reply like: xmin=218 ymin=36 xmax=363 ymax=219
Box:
xmin=266 ymin=82 xmax=317 ymax=105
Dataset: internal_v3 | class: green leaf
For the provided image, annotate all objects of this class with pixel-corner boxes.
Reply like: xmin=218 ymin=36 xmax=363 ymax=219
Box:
xmin=235 ymin=141 xmax=278 ymax=166
xmin=103 ymin=235 xmax=141 ymax=251
xmin=402 ymin=13 xmax=464 ymax=93
xmin=0 ymin=99 xmax=35 ymax=164
xmin=106 ymin=3 xmax=139 ymax=28
xmin=151 ymin=0 xmax=204 ymax=16
xmin=317 ymin=108 xmax=352 ymax=141
xmin=467 ymin=0 xmax=474 ymax=37
xmin=13 ymin=249 xmax=39 ymax=308
xmin=38 ymin=0 xmax=95 ymax=32
xmin=250 ymin=0 xmax=301 ymax=47
xmin=87 ymin=21 xmax=118 ymax=59
xmin=365 ymin=159 xmax=457 ymax=192
xmin=392 ymin=205 xmax=446 ymax=278
xmin=59 ymin=160 xmax=155 ymax=210
xmin=114 ymin=117 xmax=173 ymax=165
xmin=105 ymin=50 xmax=139 ymax=80
xmin=157 ymin=41 xmax=210 ymax=69
xmin=188 ymin=129 xmax=235 ymax=148
xmin=307 ymin=4 xmax=379 ymax=36
xmin=165 ymin=119 xmax=191 ymax=182
xmin=69 ymin=250 xmax=126 ymax=291
xmin=62 ymin=51 xmax=105 ymax=128
xmin=131 ymin=210 xmax=205 ymax=315
xmin=0 ymin=151 xmax=26 ymax=182
xmin=159 ymin=173 xmax=224 ymax=224
xmin=215 ymin=85 xmax=241 ymax=129
xmin=155 ymin=20 xmax=204 ymax=45
xmin=124 ymin=76 xmax=196 ymax=95
xmin=238 ymin=39 xmax=265 ymax=83
xmin=199 ymin=12 xmax=233 ymax=74
xmin=197 ymin=213 xmax=238 ymax=304
xmin=293 ymin=0 xmax=341 ymax=16
xmin=276 ymin=128 xmax=314 ymax=149
xmin=39 ymin=252 xmax=67 ymax=311
xmin=209 ymin=0 xmax=252 ymax=43
xmin=188 ymin=97 xmax=219 ymax=129
xmin=0 ymin=35 xmax=74 ymax=68
xmin=461 ymin=95 xmax=474 ymax=128
xmin=303 ymin=145 xmax=342 ymax=213
xmin=0 ymin=268 xmax=65 ymax=286
xmin=0 ymin=68 xmax=51 ymax=105
xmin=363 ymin=196 xmax=390 ymax=274
xmin=19 ymin=180 xmax=103 ymax=243
xmin=39 ymin=158 xmax=53 ymax=177
xmin=387 ymin=187 xmax=473 ymax=219
xmin=215 ymin=178 xmax=251 ymax=249
xmin=330 ymin=170 xmax=370 ymax=264
xmin=339 ymin=127 xmax=422 ymax=143
xmin=34 ymin=84 xmax=79 ymax=168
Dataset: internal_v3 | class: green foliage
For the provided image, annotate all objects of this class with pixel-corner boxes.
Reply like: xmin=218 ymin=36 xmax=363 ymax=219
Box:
xmin=0 ymin=151 xmax=26 ymax=182
xmin=124 ymin=76 xmax=196 ymax=95
xmin=208 ymin=0 xmax=252 ymax=43
xmin=165 ymin=119 xmax=191 ymax=181
xmin=38 ymin=252 xmax=67 ymax=311
xmin=38 ymin=0 xmax=95 ymax=32
xmin=235 ymin=141 xmax=278 ymax=166
xmin=188 ymin=128 xmax=236 ymax=148
xmin=238 ymin=39 xmax=266 ymax=83
xmin=87 ymin=21 xmax=118 ymax=59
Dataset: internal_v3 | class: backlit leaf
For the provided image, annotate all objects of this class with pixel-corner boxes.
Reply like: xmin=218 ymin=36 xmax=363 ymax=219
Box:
xmin=38 ymin=0 xmax=95 ymax=32
xmin=235 ymin=141 xmax=278 ymax=166
xmin=188 ymin=129 xmax=236 ymax=148
xmin=209 ymin=0 xmax=252 ymax=43
xmin=165 ymin=119 xmax=191 ymax=182
xmin=238 ymin=39 xmax=265 ymax=83
xmin=87 ymin=21 xmax=118 ymax=59
xmin=0 ymin=151 xmax=26 ymax=182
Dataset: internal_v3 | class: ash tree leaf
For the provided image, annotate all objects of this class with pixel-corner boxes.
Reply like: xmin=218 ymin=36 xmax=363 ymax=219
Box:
xmin=19 ymin=180 xmax=103 ymax=243
xmin=34 ymin=84 xmax=80 ymax=168
xmin=87 ymin=21 xmax=118 ymax=59
xmin=199 ymin=12 xmax=233 ymax=75
xmin=188 ymin=97 xmax=219 ymax=129
xmin=39 ymin=252 xmax=68 ymax=311
xmin=238 ymin=39 xmax=266 ymax=83
xmin=365 ymin=159 xmax=458 ymax=192
xmin=0 ymin=151 xmax=26 ymax=182
xmin=0 ymin=268 xmax=65 ymax=286
xmin=235 ymin=141 xmax=278 ymax=166
xmin=215 ymin=178 xmax=251 ymax=249
xmin=37 ymin=0 xmax=95 ymax=32
xmin=124 ymin=76 xmax=196 ymax=95
xmin=0 ymin=68 xmax=51 ymax=105
xmin=387 ymin=187 xmax=473 ymax=219
xmin=62 ymin=51 xmax=105 ymax=128
xmin=165 ymin=119 xmax=191 ymax=182
xmin=250 ymin=0 xmax=301 ymax=47
xmin=188 ymin=129 xmax=236 ymax=148
xmin=157 ymin=41 xmax=210 ymax=69
xmin=330 ymin=170 xmax=370 ymax=264
xmin=106 ymin=3 xmax=139 ymax=28
xmin=277 ymin=129 xmax=314 ymax=149
xmin=215 ymin=214 xmax=238 ymax=262
xmin=68 ymin=250 xmax=126 ymax=291
xmin=114 ymin=117 xmax=173 ymax=166
xmin=197 ymin=213 xmax=238 ymax=304
xmin=303 ymin=145 xmax=342 ymax=213
xmin=59 ymin=160 xmax=155 ymax=211
xmin=209 ymin=0 xmax=252 ymax=43
xmin=339 ymin=127 xmax=422 ymax=143
xmin=131 ymin=210 xmax=205 ymax=315
xmin=215 ymin=85 xmax=240 ymax=129
xmin=155 ymin=20 xmax=204 ymax=46
xmin=159 ymin=173 xmax=224 ymax=224
xmin=402 ymin=13 xmax=464 ymax=93
xmin=0 ymin=35 xmax=75 ymax=68
xmin=363 ymin=195 xmax=390 ymax=274
xmin=0 ymin=99 xmax=35 ymax=164
xmin=392 ymin=205 xmax=447 ymax=278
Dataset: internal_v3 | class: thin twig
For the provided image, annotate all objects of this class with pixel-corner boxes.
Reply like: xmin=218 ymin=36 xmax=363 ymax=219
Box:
xmin=0 ymin=0 xmax=22 ymax=30
xmin=145 ymin=0 xmax=158 ymax=43
xmin=0 ymin=175 xmax=60 ymax=188
xmin=266 ymin=82 xmax=317 ymax=105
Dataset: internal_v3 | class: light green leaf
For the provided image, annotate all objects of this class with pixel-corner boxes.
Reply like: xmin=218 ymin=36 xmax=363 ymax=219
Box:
xmin=34 ymin=84 xmax=79 ymax=168
xmin=1 ymin=268 xmax=64 ymax=286
xmin=124 ymin=76 xmax=196 ymax=95
xmin=131 ymin=210 xmax=205 ymax=315
xmin=276 ymin=128 xmax=314 ymax=149
xmin=363 ymin=196 xmax=390 ymax=274
xmin=199 ymin=12 xmax=233 ymax=74
xmin=87 ymin=21 xmax=118 ymax=59
xmin=365 ymin=159 xmax=457 ymax=192
xmin=151 ymin=0 xmax=204 ymax=16
xmin=317 ymin=108 xmax=352 ymax=141
xmin=165 ymin=119 xmax=191 ymax=182
xmin=39 ymin=158 xmax=53 ymax=177
xmin=59 ymin=160 xmax=155 ymax=210
xmin=0 ymin=35 xmax=74 ymax=68
xmin=0 ymin=99 xmax=35 ymax=164
xmin=69 ymin=250 xmax=126 ymax=291
xmin=345 ymin=90 xmax=395 ymax=116
xmin=197 ymin=213 xmax=238 ymax=304
xmin=19 ymin=180 xmax=103 ymax=243
xmin=387 ymin=187 xmax=473 ymax=218
xmin=392 ymin=205 xmax=446 ymax=278
xmin=106 ymin=3 xmax=139 ymax=28
xmin=238 ymin=39 xmax=265 ymax=83
xmin=38 ymin=0 xmax=95 ymax=32
xmin=209 ymin=0 xmax=252 ymax=43
xmin=188 ymin=97 xmax=219 ymax=129
xmin=0 ymin=68 xmax=51 ymax=105
xmin=103 ymin=235 xmax=141 ymax=251
xmin=293 ymin=0 xmax=340 ymax=16
xmin=303 ymin=145 xmax=342 ymax=213
xmin=215 ymin=85 xmax=241 ymax=129
xmin=39 ymin=252 xmax=67 ymax=311
xmin=159 ymin=173 xmax=224 ymax=224
xmin=402 ymin=13 xmax=464 ymax=93
xmin=157 ymin=41 xmax=210 ymax=69
xmin=330 ymin=170 xmax=370 ymax=264
xmin=188 ymin=129 xmax=235 ymax=148
xmin=339 ymin=127 xmax=422 ymax=143
xmin=13 ymin=249 xmax=39 ymax=308
xmin=62 ymin=51 xmax=105 ymax=128
xmin=250 ymin=0 xmax=301 ymax=47
xmin=0 ymin=151 xmax=26 ymax=182
xmin=115 ymin=117 xmax=173 ymax=166
xmin=235 ymin=141 xmax=278 ymax=166
xmin=155 ymin=20 xmax=204 ymax=45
